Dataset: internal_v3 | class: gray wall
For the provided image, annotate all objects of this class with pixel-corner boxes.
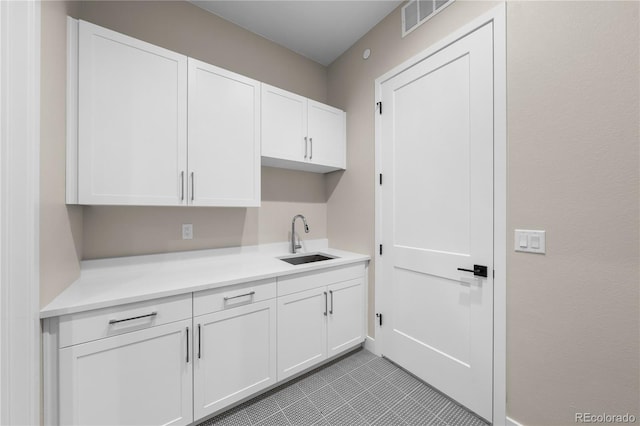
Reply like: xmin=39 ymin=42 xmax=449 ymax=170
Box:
xmin=40 ymin=0 xmax=82 ymax=307
xmin=326 ymin=1 xmax=639 ymax=424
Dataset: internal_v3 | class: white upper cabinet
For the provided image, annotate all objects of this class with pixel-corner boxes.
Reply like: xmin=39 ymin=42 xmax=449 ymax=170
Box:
xmin=261 ymin=83 xmax=346 ymax=173
xmin=187 ymin=59 xmax=261 ymax=207
xmin=76 ymin=20 xmax=188 ymax=205
xmin=261 ymin=84 xmax=307 ymax=163
xmin=68 ymin=19 xmax=260 ymax=206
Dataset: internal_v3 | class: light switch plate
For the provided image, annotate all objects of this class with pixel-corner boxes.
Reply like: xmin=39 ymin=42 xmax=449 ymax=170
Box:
xmin=514 ymin=229 xmax=546 ymax=254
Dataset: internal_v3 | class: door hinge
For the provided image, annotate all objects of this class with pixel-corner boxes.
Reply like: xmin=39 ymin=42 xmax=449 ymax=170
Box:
xmin=376 ymin=313 xmax=383 ymax=327
xmin=379 ymin=173 xmax=383 ymax=185
xmin=376 ymin=101 xmax=382 ymax=115
xmin=379 ymin=244 xmax=383 ymax=255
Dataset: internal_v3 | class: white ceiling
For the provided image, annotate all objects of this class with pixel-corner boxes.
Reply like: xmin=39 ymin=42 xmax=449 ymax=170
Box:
xmin=190 ymin=1 xmax=402 ymax=66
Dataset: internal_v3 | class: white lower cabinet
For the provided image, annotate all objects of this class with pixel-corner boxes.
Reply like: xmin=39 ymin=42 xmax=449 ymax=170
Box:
xmin=277 ymin=287 xmax=329 ymax=380
xmin=59 ymin=319 xmax=193 ymax=426
xmin=193 ymin=299 xmax=277 ymax=419
xmin=277 ymin=267 xmax=365 ymax=381
xmin=50 ymin=263 xmax=366 ymax=426
xmin=327 ymin=279 xmax=365 ymax=358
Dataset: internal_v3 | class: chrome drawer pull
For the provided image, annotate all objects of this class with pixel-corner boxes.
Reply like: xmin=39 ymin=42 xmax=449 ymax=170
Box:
xmin=223 ymin=291 xmax=256 ymax=301
xmin=108 ymin=311 xmax=157 ymax=325
xmin=324 ymin=291 xmax=328 ymax=316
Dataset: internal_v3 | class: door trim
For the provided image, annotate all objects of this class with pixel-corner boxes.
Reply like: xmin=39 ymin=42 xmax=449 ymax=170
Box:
xmin=374 ymin=4 xmax=506 ymax=424
xmin=0 ymin=1 xmax=42 ymax=424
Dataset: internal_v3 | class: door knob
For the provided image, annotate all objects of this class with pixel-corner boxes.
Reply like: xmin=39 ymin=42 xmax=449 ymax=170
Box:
xmin=457 ymin=265 xmax=488 ymax=278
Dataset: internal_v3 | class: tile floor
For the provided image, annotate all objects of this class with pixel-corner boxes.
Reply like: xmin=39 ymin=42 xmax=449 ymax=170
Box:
xmin=197 ymin=348 xmax=490 ymax=426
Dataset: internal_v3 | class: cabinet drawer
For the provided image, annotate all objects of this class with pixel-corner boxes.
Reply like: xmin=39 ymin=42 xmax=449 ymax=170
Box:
xmin=59 ymin=293 xmax=192 ymax=348
xmin=194 ymin=278 xmax=276 ymax=317
xmin=277 ymin=263 xmax=365 ymax=297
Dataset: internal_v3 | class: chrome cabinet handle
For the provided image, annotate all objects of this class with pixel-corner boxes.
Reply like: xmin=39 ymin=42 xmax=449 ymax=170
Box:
xmin=310 ymin=137 xmax=313 ymax=160
xmin=324 ymin=291 xmax=328 ymax=316
xmin=329 ymin=290 xmax=333 ymax=314
xmin=198 ymin=324 xmax=201 ymax=359
xmin=223 ymin=291 xmax=255 ymax=301
xmin=304 ymin=136 xmax=308 ymax=159
xmin=190 ymin=172 xmax=195 ymax=201
xmin=186 ymin=326 xmax=190 ymax=363
xmin=180 ymin=171 xmax=184 ymax=201
xmin=108 ymin=311 xmax=157 ymax=325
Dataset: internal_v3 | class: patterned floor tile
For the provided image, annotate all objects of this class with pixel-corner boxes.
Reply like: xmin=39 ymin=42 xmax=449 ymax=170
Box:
xmin=244 ymin=395 xmax=280 ymax=425
xmin=372 ymin=409 xmax=408 ymax=426
xmin=350 ymin=364 xmax=383 ymax=389
xmin=254 ymin=411 xmax=290 ymax=426
xmin=392 ymin=396 xmax=437 ymax=426
xmin=298 ymin=373 xmax=329 ymax=395
xmin=352 ymin=349 xmax=378 ymax=365
xmin=387 ymin=369 xmax=422 ymax=394
xmin=282 ymin=397 xmax=323 ymax=425
xmin=308 ymin=385 xmax=346 ymax=416
xmin=367 ymin=357 xmax=399 ymax=378
xmin=438 ymin=403 xmax=489 ymax=426
xmin=325 ymin=404 xmax=367 ymax=426
xmin=330 ymin=374 xmax=366 ymax=402
xmin=204 ymin=407 xmax=251 ymax=426
xmin=272 ymin=383 xmax=306 ymax=409
xmin=197 ymin=348 xmax=488 ymax=426
xmin=408 ymin=384 xmax=452 ymax=416
xmin=316 ymin=362 xmax=348 ymax=384
xmin=348 ymin=390 xmax=388 ymax=424
xmin=369 ymin=379 xmax=407 ymax=409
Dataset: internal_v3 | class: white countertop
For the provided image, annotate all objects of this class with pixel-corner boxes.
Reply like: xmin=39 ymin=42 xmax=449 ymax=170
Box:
xmin=40 ymin=239 xmax=369 ymax=318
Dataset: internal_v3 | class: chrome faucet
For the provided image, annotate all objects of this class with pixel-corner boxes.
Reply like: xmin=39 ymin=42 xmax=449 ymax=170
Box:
xmin=290 ymin=214 xmax=309 ymax=254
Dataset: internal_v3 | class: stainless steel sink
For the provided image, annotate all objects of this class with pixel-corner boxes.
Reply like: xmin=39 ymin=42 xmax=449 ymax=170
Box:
xmin=279 ymin=253 xmax=338 ymax=265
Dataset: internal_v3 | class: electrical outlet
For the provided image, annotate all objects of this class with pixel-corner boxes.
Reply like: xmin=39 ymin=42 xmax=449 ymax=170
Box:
xmin=182 ymin=224 xmax=193 ymax=240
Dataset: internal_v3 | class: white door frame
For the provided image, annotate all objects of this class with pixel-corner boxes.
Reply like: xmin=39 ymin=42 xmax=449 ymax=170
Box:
xmin=0 ymin=0 xmax=41 ymax=424
xmin=373 ymin=4 xmax=506 ymax=424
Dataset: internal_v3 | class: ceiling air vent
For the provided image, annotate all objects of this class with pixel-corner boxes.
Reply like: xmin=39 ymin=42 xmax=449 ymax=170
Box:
xmin=402 ymin=0 xmax=454 ymax=37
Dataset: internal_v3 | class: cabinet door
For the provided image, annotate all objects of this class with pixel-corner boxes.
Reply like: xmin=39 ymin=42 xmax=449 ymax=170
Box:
xmin=261 ymin=83 xmax=307 ymax=163
xmin=277 ymin=287 xmax=328 ymax=380
xmin=78 ymin=20 xmax=187 ymax=205
xmin=327 ymin=279 xmax=364 ymax=358
xmin=59 ymin=319 xmax=193 ymax=426
xmin=193 ymin=299 xmax=276 ymax=419
xmin=307 ymin=99 xmax=346 ymax=169
xmin=188 ymin=59 xmax=261 ymax=207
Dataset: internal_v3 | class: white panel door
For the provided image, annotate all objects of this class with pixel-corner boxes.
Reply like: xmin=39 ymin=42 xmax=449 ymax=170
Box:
xmin=78 ymin=20 xmax=187 ymax=205
xmin=379 ymin=23 xmax=494 ymax=420
xmin=59 ymin=319 xmax=193 ymax=426
xmin=261 ymin=83 xmax=307 ymax=162
xmin=307 ymin=100 xmax=346 ymax=169
xmin=194 ymin=300 xmax=276 ymax=419
xmin=327 ymin=279 xmax=364 ymax=357
xmin=188 ymin=59 xmax=261 ymax=207
xmin=277 ymin=287 xmax=328 ymax=380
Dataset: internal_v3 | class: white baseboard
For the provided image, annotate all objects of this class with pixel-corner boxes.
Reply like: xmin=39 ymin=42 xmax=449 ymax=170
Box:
xmin=364 ymin=335 xmax=380 ymax=355
xmin=507 ymin=416 xmax=524 ymax=426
